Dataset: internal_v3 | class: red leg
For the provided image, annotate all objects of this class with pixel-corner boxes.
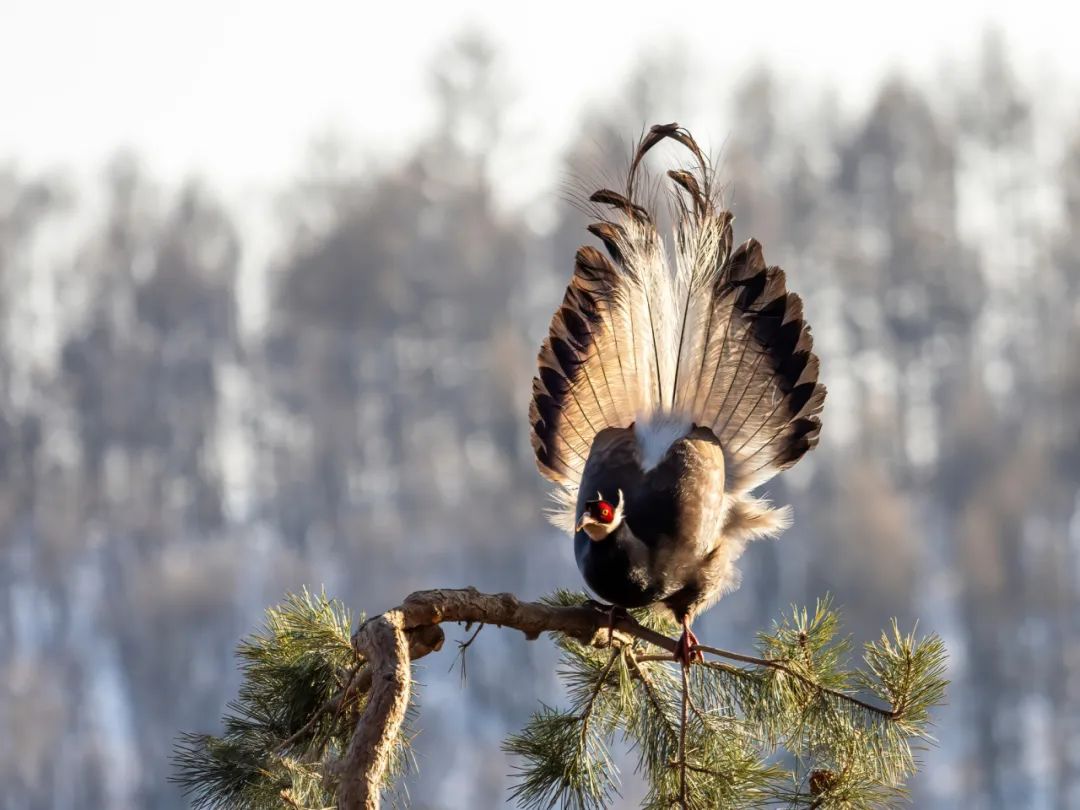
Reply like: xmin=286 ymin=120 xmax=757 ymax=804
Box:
xmin=673 ymin=615 xmax=703 ymax=667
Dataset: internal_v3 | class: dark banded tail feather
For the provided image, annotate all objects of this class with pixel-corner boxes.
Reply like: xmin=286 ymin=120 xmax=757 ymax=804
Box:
xmin=529 ymin=123 xmax=825 ymax=525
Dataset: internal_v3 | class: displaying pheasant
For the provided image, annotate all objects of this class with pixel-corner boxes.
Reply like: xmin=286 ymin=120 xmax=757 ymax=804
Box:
xmin=529 ymin=123 xmax=826 ymax=664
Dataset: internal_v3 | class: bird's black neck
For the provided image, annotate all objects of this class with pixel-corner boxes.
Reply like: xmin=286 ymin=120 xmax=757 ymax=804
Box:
xmin=574 ymin=528 xmax=661 ymax=609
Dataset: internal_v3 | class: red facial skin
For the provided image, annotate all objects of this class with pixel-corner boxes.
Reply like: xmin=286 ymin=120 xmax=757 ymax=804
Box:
xmin=593 ymin=501 xmax=615 ymax=524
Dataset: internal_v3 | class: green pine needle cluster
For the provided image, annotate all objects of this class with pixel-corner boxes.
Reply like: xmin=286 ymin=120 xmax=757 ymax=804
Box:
xmin=172 ymin=590 xmax=414 ymax=810
xmin=173 ymin=590 xmax=947 ymax=809
xmin=506 ymin=593 xmax=948 ymax=809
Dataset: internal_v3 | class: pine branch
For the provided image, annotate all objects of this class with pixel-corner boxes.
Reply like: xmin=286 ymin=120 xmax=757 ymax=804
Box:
xmin=334 ymin=609 xmax=411 ymax=810
xmin=277 ymin=624 xmax=445 ymax=754
xmin=174 ymin=588 xmax=948 ymax=810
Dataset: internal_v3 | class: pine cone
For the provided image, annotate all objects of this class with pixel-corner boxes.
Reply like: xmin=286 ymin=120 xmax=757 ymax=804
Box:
xmin=809 ymin=768 xmax=838 ymax=795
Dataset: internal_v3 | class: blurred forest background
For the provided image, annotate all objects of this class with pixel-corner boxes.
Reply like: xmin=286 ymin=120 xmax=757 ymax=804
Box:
xmin=1 ymin=25 xmax=1079 ymax=810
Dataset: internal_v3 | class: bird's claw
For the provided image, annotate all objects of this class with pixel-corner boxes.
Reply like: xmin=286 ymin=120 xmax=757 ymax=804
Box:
xmin=673 ymin=626 xmax=703 ymax=667
xmin=582 ymin=600 xmax=630 ymax=621
xmin=581 ymin=600 xmax=630 ymax=647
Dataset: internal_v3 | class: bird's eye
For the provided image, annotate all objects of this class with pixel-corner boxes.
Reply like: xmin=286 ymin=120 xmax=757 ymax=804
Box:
xmin=595 ymin=500 xmax=615 ymax=523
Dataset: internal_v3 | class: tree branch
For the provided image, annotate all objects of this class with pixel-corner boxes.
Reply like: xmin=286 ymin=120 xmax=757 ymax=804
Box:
xmin=335 ymin=588 xmax=679 ymax=809
xmin=335 ymin=611 xmax=411 ymax=810
xmin=333 ymin=588 xmax=894 ymax=809
xmin=397 ymin=587 xmax=677 ymax=651
xmin=279 ymin=624 xmax=445 ymax=754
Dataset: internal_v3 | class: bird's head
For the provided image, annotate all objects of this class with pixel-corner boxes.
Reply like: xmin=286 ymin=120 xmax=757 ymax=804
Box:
xmin=574 ymin=489 xmax=625 ymax=541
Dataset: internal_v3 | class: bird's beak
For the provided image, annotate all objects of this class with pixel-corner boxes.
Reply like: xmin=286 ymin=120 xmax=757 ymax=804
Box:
xmin=575 ymin=513 xmax=610 ymax=541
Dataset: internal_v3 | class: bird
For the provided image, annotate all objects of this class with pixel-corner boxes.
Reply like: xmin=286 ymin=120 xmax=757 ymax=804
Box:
xmin=529 ymin=123 xmax=826 ymax=665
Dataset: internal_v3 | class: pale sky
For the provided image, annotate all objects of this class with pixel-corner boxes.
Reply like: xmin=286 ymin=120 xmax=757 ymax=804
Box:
xmin=2 ymin=0 xmax=1078 ymax=196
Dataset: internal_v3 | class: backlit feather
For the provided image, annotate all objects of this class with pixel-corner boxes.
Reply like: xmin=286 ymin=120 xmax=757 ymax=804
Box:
xmin=530 ymin=123 xmax=825 ymax=526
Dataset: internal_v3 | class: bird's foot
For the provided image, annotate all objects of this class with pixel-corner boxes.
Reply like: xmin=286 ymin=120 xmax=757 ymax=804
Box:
xmin=673 ymin=623 xmax=703 ymax=667
xmin=582 ymin=600 xmax=630 ymax=647
xmin=581 ymin=599 xmax=630 ymax=621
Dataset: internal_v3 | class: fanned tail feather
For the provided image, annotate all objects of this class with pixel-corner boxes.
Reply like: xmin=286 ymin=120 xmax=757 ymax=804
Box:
xmin=530 ymin=123 xmax=825 ymax=521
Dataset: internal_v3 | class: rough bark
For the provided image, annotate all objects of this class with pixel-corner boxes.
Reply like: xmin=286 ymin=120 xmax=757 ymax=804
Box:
xmin=336 ymin=611 xmax=416 ymax=810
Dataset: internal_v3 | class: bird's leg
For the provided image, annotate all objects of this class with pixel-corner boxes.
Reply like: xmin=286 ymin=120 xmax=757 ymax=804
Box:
xmin=582 ymin=599 xmax=629 ymax=647
xmin=673 ymin=615 xmax=703 ymax=667
xmin=672 ymin=615 xmax=702 ymax=808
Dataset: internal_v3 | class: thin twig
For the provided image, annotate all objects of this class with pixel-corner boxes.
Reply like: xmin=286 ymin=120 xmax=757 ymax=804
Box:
xmin=679 ymin=663 xmax=690 ymax=809
xmin=625 ymin=652 xmax=683 ymax=767
xmin=278 ymin=671 xmax=359 ymax=753
xmin=637 ymin=648 xmax=895 ymax=720
xmin=684 ymin=678 xmax=710 ymax=726
xmin=683 ymin=761 xmax=728 ymax=777
xmin=449 ymin=623 xmax=484 ymax=683
xmin=625 ymin=655 xmax=673 ymax=729
xmin=580 ymin=649 xmax=621 ymax=743
xmin=694 ymin=644 xmax=895 ymax=719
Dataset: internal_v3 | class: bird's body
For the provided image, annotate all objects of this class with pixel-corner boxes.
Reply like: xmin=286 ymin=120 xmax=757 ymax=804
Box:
xmin=573 ymin=424 xmax=726 ymax=618
xmin=530 ymin=124 xmax=825 ymax=645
